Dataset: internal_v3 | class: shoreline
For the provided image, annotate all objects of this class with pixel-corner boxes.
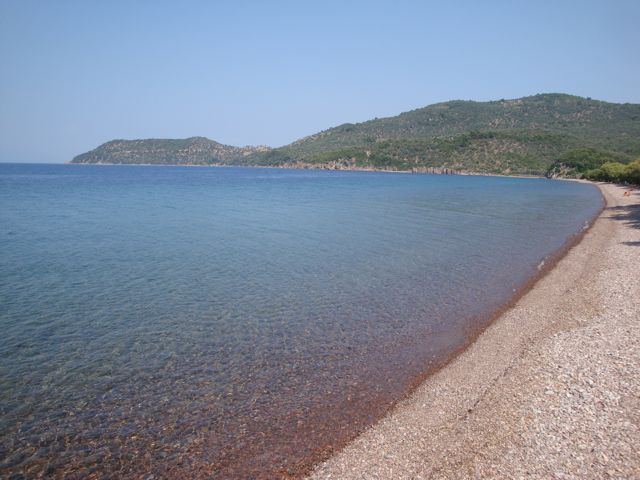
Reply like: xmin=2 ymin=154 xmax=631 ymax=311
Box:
xmin=293 ymin=182 xmax=604 ymax=476
xmin=64 ymin=161 xmax=545 ymax=178
xmin=308 ymin=182 xmax=639 ymax=479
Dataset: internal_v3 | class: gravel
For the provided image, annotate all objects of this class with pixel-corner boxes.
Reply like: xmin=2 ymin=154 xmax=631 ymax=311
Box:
xmin=309 ymin=183 xmax=639 ymax=480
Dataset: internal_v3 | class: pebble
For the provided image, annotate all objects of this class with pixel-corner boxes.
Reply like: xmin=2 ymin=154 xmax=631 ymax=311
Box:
xmin=309 ymin=184 xmax=640 ymax=480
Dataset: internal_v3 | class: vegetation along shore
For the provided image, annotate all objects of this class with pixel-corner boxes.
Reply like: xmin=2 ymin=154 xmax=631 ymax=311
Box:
xmin=71 ymin=93 xmax=640 ymax=181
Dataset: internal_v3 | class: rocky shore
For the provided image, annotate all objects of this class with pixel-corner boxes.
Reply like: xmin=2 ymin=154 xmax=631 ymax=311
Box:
xmin=309 ymin=182 xmax=639 ymax=479
xmin=275 ymin=162 xmax=464 ymax=174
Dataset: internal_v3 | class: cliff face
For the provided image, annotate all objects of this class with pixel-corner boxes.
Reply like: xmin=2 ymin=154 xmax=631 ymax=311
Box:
xmin=71 ymin=137 xmax=270 ymax=165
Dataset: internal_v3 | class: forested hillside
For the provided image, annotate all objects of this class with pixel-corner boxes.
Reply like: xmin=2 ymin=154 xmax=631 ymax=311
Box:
xmin=72 ymin=94 xmax=640 ymax=176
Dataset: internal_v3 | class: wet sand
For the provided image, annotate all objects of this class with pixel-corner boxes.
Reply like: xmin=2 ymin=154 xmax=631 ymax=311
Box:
xmin=309 ymin=182 xmax=640 ymax=479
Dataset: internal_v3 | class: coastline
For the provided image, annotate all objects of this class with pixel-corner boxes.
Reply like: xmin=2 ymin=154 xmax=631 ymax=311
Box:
xmin=65 ymin=161 xmax=545 ymax=178
xmin=309 ymin=182 xmax=639 ymax=479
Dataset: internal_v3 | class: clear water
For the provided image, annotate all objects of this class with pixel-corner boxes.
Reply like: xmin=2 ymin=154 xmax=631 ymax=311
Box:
xmin=0 ymin=164 xmax=602 ymax=478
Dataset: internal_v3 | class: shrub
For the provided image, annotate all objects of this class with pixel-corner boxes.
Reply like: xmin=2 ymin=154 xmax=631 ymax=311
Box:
xmin=583 ymin=158 xmax=640 ymax=184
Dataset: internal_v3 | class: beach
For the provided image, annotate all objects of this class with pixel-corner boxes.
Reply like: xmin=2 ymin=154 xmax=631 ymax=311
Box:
xmin=309 ymin=182 xmax=639 ymax=479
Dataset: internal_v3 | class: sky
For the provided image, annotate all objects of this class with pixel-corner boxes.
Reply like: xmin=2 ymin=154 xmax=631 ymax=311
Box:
xmin=0 ymin=0 xmax=639 ymax=163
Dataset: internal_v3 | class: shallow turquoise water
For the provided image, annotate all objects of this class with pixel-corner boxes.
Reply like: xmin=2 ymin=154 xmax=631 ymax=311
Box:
xmin=0 ymin=164 xmax=602 ymax=478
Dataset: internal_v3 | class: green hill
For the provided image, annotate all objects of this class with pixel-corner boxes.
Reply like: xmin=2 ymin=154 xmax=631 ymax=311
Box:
xmin=71 ymin=137 xmax=270 ymax=165
xmin=72 ymin=94 xmax=640 ymax=175
xmin=244 ymin=129 xmax=590 ymax=175
xmin=242 ymin=94 xmax=640 ymax=175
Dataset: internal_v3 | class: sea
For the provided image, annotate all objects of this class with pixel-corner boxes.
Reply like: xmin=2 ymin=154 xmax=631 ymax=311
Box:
xmin=0 ymin=163 xmax=603 ymax=478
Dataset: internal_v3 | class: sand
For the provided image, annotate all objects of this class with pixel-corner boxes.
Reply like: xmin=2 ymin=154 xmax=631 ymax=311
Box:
xmin=309 ymin=182 xmax=639 ymax=479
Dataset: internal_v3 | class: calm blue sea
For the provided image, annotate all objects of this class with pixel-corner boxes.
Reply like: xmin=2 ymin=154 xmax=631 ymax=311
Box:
xmin=0 ymin=164 xmax=602 ymax=478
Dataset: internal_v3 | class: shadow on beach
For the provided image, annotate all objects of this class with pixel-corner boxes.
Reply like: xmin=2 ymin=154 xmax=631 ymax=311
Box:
xmin=607 ymin=189 xmax=640 ymax=245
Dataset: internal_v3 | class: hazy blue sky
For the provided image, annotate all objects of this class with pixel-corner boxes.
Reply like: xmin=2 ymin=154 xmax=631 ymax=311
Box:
xmin=1 ymin=0 xmax=638 ymax=163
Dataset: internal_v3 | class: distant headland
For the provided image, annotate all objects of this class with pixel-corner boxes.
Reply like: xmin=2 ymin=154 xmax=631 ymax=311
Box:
xmin=71 ymin=93 xmax=640 ymax=178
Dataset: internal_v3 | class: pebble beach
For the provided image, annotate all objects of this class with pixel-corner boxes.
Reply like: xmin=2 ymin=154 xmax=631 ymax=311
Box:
xmin=310 ymin=182 xmax=639 ymax=480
